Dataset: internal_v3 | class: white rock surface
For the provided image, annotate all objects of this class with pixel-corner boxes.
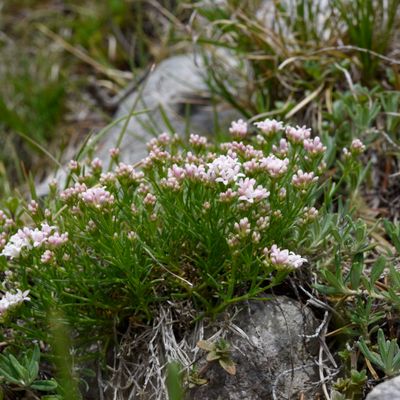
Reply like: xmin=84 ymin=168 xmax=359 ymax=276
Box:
xmin=366 ymin=376 xmax=400 ymax=400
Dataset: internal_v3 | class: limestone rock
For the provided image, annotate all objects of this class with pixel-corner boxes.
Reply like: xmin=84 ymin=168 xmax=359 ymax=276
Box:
xmin=95 ymin=53 xmax=239 ymax=165
xmin=366 ymin=376 xmax=400 ymax=400
xmin=187 ymin=296 xmax=321 ymax=400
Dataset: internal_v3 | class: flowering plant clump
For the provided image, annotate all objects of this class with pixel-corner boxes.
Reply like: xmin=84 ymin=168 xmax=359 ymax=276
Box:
xmin=0 ymin=119 xmax=327 ymax=347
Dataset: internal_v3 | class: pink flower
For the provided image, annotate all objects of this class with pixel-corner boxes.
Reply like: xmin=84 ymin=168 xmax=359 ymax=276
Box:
xmin=269 ymin=245 xmax=307 ymax=269
xmin=115 ymin=163 xmax=144 ymax=181
xmin=189 ymin=134 xmax=208 ymax=147
xmin=286 ymin=125 xmax=311 ymax=143
xmin=272 ymin=139 xmax=289 ymax=156
xmin=68 ymin=160 xmax=79 ymax=172
xmin=100 ymin=172 xmax=116 ymax=184
xmin=41 ymin=250 xmax=54 ymax=264
xmin=28 ymin=200 xmax=39 ymax=215
xmin=157 ymin=132 xmax=171 ymax=145
xmin=219 ymin=188 xmax=237 ymax=202
xmin=350 ymin=139 xmax=366 ymax=153
xmin=168 ymin=164 xmax=186 ymax=181
xmin=260 ymin=155 xmax=289 ymax=177
xmin=303 ymin=137 xmax=326 ymax=155
xmin=292 ymin=170 xmax=318 ymax=187
xmin=207 ymin=155 xmax=244 ymax=185
xmin=182 ymin=163 xmax=206 ymax=181
xmin=1 ymin=223 xmax=59 ymax=258
xmin=160 ymin=177 xmax=181 ymax=191
xmin=91 ymin=157 xmax=103 ymax=171
xmin=143 ymin=193 xmax=157 ymax=206
xmin=109 ymin=147 xmax=120 ymax=159
xmin=243 ymin=159 xmax=260 ymax=173
xmin=47 ymin=232 xmax=69 ymax=247
xmin=234 ymin=217 xmax=251 ymax=235
xmin=229 ymin=119 xmax=248 ymax=138
xmin=254 ymin=119 xmax=284 ymax=136
xmin=60 ymin=182 xmax=87 ymax=201
xmin=237 ymin=178 xmax=270 ymax=203
xmin=80 ymin=187 xmax=114 ymax=207
xmin=148 ymin=146 xmax=170 ymax=162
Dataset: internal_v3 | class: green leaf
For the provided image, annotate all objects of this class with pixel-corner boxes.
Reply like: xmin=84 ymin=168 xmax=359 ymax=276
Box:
xmin=321 ymin=269 xmax=344 ymax=290
xmin=377 ymin=329 xmax=389 ymax=361
xmin=384 ymin=220 xmax=400 ymax=253
xmin=31 ymin=379 xmax=58 ymax=391
xmin=219 ymin=358 xmax=236 ymax=375
xmin=206 ymin=351 xmax=220 ymax=362
xmin=358 ymin=339 xmax=385 ymax=370
xmin=0 ymin=354 xmax=17 ymax=377
xmin=8 ymin=354 xmax=30 ymax=385
xmin=350 ymin=262 xmax=363 ymax=291
xmin=0 ymin=366 xmax=22 ymax=385
xmin=370 ymin=257 xmax=386 ymax=284
xmin=313 ymin=283 xmax=342 ymax=296
xmin=166 ymin=362 xmax=183 ymax=400
xmin=27 ymin=345 xmax=40 ymax=382
xmin=197 ymin=340 xmax=214 ymax=352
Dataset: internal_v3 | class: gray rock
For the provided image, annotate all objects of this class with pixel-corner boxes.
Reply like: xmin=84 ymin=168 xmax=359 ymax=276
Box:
xmin=187 ymin=296 xmax=321 ymax=400
xmin=366 ymin=376 xmax=400 ymax=400
xmin=95 ymin=53 xmax=239 ymax=166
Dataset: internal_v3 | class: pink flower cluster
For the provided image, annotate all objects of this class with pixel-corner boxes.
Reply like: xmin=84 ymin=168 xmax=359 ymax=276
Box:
xmin=272 ymin=139 xmax=289 ymax=156
xmin=80 ymin=187 xmax=115 ymax=208
xmin=303 ymin=137 xmax=326 ymax=155
xmin=189 ymin=134 xmax=208 ymax=147
xmin=229 ymin=119 xmax=248 ymax=138
xmin=260 ymin=155 xmax=289 ymax=177
xmin=91 ymin=157 xmax=103 ymax=171
xmin=254 ymin=119 xmax=284 ymax=136
xmin=115 ymin=163 xmax=144 ymax=181
xmin=286 ymin=125 xmax=311 ymax=143
xmin=60 ymin=182 xmax=87 ymax=201
xmin=268 ymin=245 xmax=307 ymax=269
xmin=221 ymin=142 xmax=263 ymax=160
xmin=350 ymin=139 xmax=366 ymax=153
xmin=292 ymin=170 xmax=318 ymax=188
xmin=234 ymin=217 xmax=251 ymax=235
xmin=1 ymin=224 xmax=68 ymax=259
xmin=237 ymin=178 xmax=270 ymax=203
xmin=207 ymin=155 xmax=244 ymax=185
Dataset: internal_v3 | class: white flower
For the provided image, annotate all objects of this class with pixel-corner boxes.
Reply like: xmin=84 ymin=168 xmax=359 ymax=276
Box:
xmin=0 ymin=289 xmax=30 ymax=314
xmin=1 ymin=224 xmax=64 ymax=259
xmin=1 ymin=229 xmax=32 ymax=259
